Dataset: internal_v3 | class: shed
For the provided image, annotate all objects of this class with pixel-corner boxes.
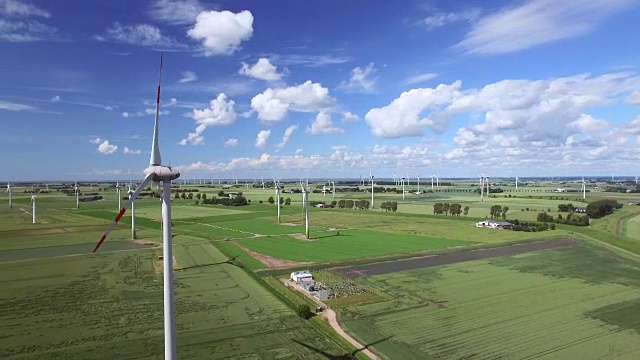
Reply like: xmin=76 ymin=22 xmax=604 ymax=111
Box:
xmin=290 ymin=270 xmax=313 ymax=282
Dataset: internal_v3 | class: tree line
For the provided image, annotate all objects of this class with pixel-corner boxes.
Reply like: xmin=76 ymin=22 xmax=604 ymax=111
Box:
xmin=433 ymin=203 xmax=469 ymax=216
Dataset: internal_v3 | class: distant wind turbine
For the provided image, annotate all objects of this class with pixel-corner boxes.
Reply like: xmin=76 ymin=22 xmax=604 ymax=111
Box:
xmin=477 ymin=173 xmax=485 ymax=202
xmin=128 ymin=183 xmax=137 ymax=239
xmin=116 ymin=181 xmax=121 ymax=209
xmin=31 ymin=192 xmax=36 ymax=224
xmin=370 ymin=170 xmax=374 ymax=209
xmin=581 ymin=176 xmax=586 ymax=200
xmin=275 ymin=178 xmax=281 ymax=224
xmin=300 ymin=179 xmax=310 ymax=239
xmin=6 ymin=182 xmax=11 ymax=209
xmin=75 ymin=182 xmax=79 ymax=209
xmin=515 ymin=176 xmax=519 ymax=191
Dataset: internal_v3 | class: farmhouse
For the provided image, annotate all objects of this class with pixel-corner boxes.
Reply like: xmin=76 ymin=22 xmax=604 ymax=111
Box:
xmin=290 ymin=270 xmax=313 ymax=282
xmin=228 ymin=193 xmax=238 ymax=199
xmin=476 ymin=220 xmax=513 ymax=229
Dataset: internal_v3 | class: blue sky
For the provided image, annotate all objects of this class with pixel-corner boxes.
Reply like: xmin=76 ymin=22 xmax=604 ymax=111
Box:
xmin=2 ymin=0 xmax=640 ymax=181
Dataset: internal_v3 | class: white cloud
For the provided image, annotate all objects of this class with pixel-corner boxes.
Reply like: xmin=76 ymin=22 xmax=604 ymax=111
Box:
xmin=455 ymin=0 xmax=635 ymax=55
xmin=627 ymin=91 xmax=640 ymax=105
xmin=403 ymin=73 xmax=438 ymax=86
xmin=255 ymin=130 xmax=271 ymax=148
xmin=224 ymin=138 xmax=239 ymax=147
xmin=122 ymin=111 xmax=143 ymax=118
xmin=339 ymin=63 xmax=378 ymax=93
xmin=307 ymin=112 xmax=344 ymax=135
xmin=341 ymin=111 xmax=359 ymax=121
xmin=0 ymin=18 xmax=59 ymax=42
xmin=90 ymin=137 xmax=103 ymax=144
xmin=276 ymin=125 xmax=299 ymax=148
xmin=179 ymin=71 xmax=198 ymax=83
xmin=238 ymin=58 xmax=286 ymax=81
xmin=187 ymin=10 xmax=253 ymax=56
xmin=295 ymin=148 xmax=303 ymax=155
xmin=148 ymin=0 xmax=204 ymax=25
xmin=95 ymin=22 xmax=183 ymax=49
xmin=1 ymin=0 xmax=50 ymax=18
xmin=50 ymin=95 xmax=60 ymax=102
xmin=423 ymin=9 xmax=480 ymax=30
xmin=96 ymin=139 xmax=118 ymax=155
xmin=180 ymin=93 xmax=237 ymax=145
xmin=123 ymin=146 xmax=142 ymax=155
xmin=365 ymin=81 xmax=463 ymax=138
xmin=0 ymin=100 xmax=36 ymax=111
xmin=251 ymin=81 xmax=334 ymax=123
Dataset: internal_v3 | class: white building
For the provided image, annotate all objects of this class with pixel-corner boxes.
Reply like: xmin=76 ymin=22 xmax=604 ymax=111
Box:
xmin=290 ymin=270 xmax=313 ymax=282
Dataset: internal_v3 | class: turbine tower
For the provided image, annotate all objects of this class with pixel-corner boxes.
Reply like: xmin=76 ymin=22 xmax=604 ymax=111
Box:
xmin=416 ymin=174 xmax=420 ymax=194
xmin=430 ymin=175 xmax=435 ymax=190
xmin=75 ymin=182 xmax=79 ymax=209
xmin=31 ymin=192 xmax=36 ymax=224
xmin=515 ymin=176 xmax=519 ymax=191
xmin=6 ymin=182 xmax=12 ymax=209
xmin=116 ymin=181 xmax=121 ymax=209
xmin=477 ymin=173 xmax=485 ymax=202
xmin=401 ymin=176 xmax=405 ymax=201
xmin=331 ymin=180 xmax=335 ymax=201
xmin=485 ymin=175 xmax=490 ymax=198
xmin=275 ymin=178 xmax=281 ymax=224
xmin=91 ymin=54 xmax=180 ymax=360
xmin=581 ymin=176 xmax=586 ymax=200
xmin=370 ymin=170 xmax=374 ymax=209
xmin=128 ymin=184 xmax=137 ymax=239
xmin=300 ymin=179 xmax=310 ymax=239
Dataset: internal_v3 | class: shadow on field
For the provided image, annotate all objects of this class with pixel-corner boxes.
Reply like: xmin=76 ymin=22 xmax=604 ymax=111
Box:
xmin=179 ymin=255 xmax=240 ymax=271
xmin=292 ymin=335 xmax=392 ymax=359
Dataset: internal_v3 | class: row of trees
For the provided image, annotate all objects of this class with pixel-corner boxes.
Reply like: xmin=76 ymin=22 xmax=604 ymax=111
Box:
xmin=433 ymin=203 xmax=469 ymax=216
xmin=336 ymin=199 xmax=371 ymax=210
xmin=537 ymin=212 xmax=590 ymax=226
xmin=175 ymin=192 xmax=207 ymax=200
xmin=489 ymin=205 xmax=509 ymax=219
xmin=380 ymin=202 xmax=398 ymax=212
xmin=586 ymin=199 xmax=622 ymax=218
xmin=201 ymin=195 xmax=248 ymax=206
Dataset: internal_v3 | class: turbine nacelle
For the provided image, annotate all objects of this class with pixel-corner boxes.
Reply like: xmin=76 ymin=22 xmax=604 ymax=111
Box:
xmin=145 ymin=165 xmax=181 ymax=182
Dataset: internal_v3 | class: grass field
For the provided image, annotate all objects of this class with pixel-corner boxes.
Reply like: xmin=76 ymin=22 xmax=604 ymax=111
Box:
xmin=339 ymin=243 xmax=640 ymax=359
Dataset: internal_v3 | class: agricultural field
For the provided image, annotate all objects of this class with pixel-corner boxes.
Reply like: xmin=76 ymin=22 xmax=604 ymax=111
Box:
xmin=338 ymin=243 xmax=640 ymax=359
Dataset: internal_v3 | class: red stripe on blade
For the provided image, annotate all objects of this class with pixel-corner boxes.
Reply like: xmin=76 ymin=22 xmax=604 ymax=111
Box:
xmin=93 ymin=234 xmax=107 ymax=253
xmin=115 ymin=208 xmax=126 ymax=223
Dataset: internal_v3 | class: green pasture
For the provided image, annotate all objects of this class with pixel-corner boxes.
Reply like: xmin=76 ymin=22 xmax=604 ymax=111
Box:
xmin=237 ymin=229 xmax=471 ymax=262
xmin=340 ymin=243 xmax=640 ymax=359
xmin=625 ymin=214 xmax=640 ymax=240
xmin=0 ymin=235 xmax=348 ymax=359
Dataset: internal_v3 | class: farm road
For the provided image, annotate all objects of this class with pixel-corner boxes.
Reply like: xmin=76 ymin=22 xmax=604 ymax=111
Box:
xmin=333 ymin=238 xmax=578 ymax=278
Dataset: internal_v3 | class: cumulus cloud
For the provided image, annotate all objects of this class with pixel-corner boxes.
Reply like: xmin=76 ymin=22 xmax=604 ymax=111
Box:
xmin=123 ymin=146 xmax=142 ymax=155
xmin=307 ymin=112 xmax=344 ymax=135
xmin=338 ymin=63 xmax=378 ymax=93
xmin=179 ymin=70 xmax=198 ymax=83
xmin=251 ymin=81 xmax=334 ymax=123
xmin=0 ymin=1 xmax=59 ymax=43
xmin=92 ymin=138 xmax=118 ymax=155
xmin=148 ymin=0 xmax=204 ymax=25
xmin=238 ymin=58 xmax=287 ymax=81
xmin=403 ymin=73 xmax=438 ymax=86
xmin=276 ymin=125 xmax=299 ymax=148
xmin=1 ymin=0 xmax=51 ymax=18
xmin=423 ymin=9 xmax=480 ymax=30
xmin=255 ymin=130 xmax=271 ymax=148
xmin=455 ymin=0 xmax=635 ymax=55
xmin=341 ymin=111 xmax=359 ymax=121
xmin=95 ymin=23 xmax=184 ymax=49
xmin=224 ymin=138 xmax=239 ymax=147
xmin=180 ymin=93 xmax=236 ymax=145
xmin=50 ymin=95 xmax=60 ymax=102
xmin=187 ymin=10 xmax=253 ymax=56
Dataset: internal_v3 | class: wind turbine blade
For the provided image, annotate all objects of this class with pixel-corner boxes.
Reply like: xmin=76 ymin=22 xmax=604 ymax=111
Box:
xmin=93 ymin=173 xmax=154 ymax=253
xmin=150 ymin=53 xmax=163 ymax=166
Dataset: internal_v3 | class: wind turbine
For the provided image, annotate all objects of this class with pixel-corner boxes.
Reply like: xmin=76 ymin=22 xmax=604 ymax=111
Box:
xmin=436 ymin=174 xmax=440 ymax=187
xmin=261 ymin=178 xmax=265 ymax=190
xmin=31 ymin=192 xmax=36 ymax=224
xmin=128 ymin=183 xmax=137 ymax=239
xmin=275 ymin=178 xmax=281 ymax=224
xmin=485 ymin=175 xmax=490 ymax=197
xmin=75 ymin=182 xmax=79 ymax=209
xmin=370 ymin=170 xmax=374 ymax=209
xmin=430 ymin=175 xmax=435 ymax=190
xmin=91 ymin=54 xmax=180 ymax=360
xmin=416 ymin=174 xmax=420 ymax=194
xmin=300 ymin=179 xmax=310 ymax=239
xmin=116 ymin=181 xmax=122 ymax=209
xmin=405 ymin=173 xmax=410 ymax=186
xmin=581 ymin=176 xmax=586 ymax=200
xmin=331 ymin=180 xmax=335 ymax=201
xmin=477 ymin=173 xmax=485 ymax=202
xmin=401 ymin=176 xmax=405 ymax=201
xmin=515 ymin=176 xmax=519 ymax=191
xmin=6 ymin=182 xmax=11 ymax=209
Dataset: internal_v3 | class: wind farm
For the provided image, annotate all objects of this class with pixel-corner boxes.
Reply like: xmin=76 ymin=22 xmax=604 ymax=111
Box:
xmin=4 ymin=1 xmax=640 ymax=359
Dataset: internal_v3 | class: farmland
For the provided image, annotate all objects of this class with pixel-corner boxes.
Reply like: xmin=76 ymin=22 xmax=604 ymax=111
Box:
xmin=1 ymin=179 xmax=640 ymax=359
xmin=338 ymin=244 xmax=640 ymax=359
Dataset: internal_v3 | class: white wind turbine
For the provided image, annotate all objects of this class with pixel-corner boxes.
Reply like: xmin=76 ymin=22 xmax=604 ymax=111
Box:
xmin=331 ymin=180 xmax=335 ymax=201
xmin=116 ymin=181 xmax=122 ymax=209
xmin=128 ymin=183 xmax=137 ymax=239
xmin=405 ymin=173 xmax=410 ymax=186
xmin=300 ymin=179 xmax=310 ymax=239
xmin=416 ymin=174 xmax=420 ymax=194
xmin=370 ymin=170 xmax=374 ymax=209
xmin=75 ymin=182 xmax=79 ymax=209
xmin=274 ymin=178 xmax=281 ymax=224
xmin=515 ymin=176 xmax=519 ymax=191
xmin=91 ymin=54 xmax=180 ymax=360
xmin=581 ymin=176 xmax=586 ymax=200
xmin=6 ymin=178 xmax=11 ymax=209
xmin=485 ymin=175 xmax=490 ymax=197
xmin=436 ymin=173 xmax=440 ymax=187
xmin=477 ymin=173 xmax=485 ymax=202
xmin=31 ymin=192 xmax=36 ymax=224
xmin=401 ymin=176 xmax=406 ymax=201
xmin=430 ymin=175 xmax=435 ymax=190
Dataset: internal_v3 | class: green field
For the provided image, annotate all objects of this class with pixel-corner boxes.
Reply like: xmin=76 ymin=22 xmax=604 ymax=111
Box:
xmin=624 ymin=214 xmax=640 ymax=240
xmin=339 ymin=244 xmax=640 ymax=359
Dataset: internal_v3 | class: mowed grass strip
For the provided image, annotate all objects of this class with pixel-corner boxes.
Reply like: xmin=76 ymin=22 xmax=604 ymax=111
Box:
xmin=342 ymin=245 xmax=640 ymax=360
xmin=237 ymin=229 xmax=470 ymax=262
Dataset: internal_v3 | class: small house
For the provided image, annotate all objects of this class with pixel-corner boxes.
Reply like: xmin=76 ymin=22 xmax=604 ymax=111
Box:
xmin=290 ymin=270 xmax=313 ymax=282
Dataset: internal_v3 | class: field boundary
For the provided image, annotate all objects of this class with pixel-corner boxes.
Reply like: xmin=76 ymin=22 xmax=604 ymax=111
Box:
xmin=569 ymin=232 xmax=640 ymax=261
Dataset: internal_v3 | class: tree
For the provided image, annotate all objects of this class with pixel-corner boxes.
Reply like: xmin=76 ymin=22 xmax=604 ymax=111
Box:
xmin=280 ymin=196 xmax=284 ymax=205
xmin=331 ymin=200 xmax=337 ymax=207
xmin=443 ymin=203 xmax=451 ymax=215
xmin=296 ymin=304 xmax=314 ymax=319
xmin=338 ymin=200 xmax=346 ymax=209
xmin=586 ymin=199 xmax=622 ymax=219
xmin=268 ymin=196 xmax=275 ymax=204
xmin=391 ymin=202 xmax=398 ymax=212
xmin=463 ymin=206 xmax=469 ymax=216
xmin=346 ymin=200 xmax=354 ymax=209
xmin=196 ymin=193 xmax=201 ymax=200
xmin=175 ymin=193 xmax=180 ymax=200
xmin=501 ymin=206 xmax=509 ymax=219
xmin=217 ymin=190 xmax=224 ymax=197
xmin=181 ymin=193 xmax=187 ymax=200
xmin=188 ymin=192 xmax=194 ymax=200
xmin=381 ymin=202 xmax=389 ymax=211
xmin=202 ymin=193 xmax=207 ymax=200
xmin=285 ymin=197 xmax=291 ymax=205
xmin=434 ymin=203 xmax=444 ymax=215
xmin=489 ymin=205 xmax=502 ymax=219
